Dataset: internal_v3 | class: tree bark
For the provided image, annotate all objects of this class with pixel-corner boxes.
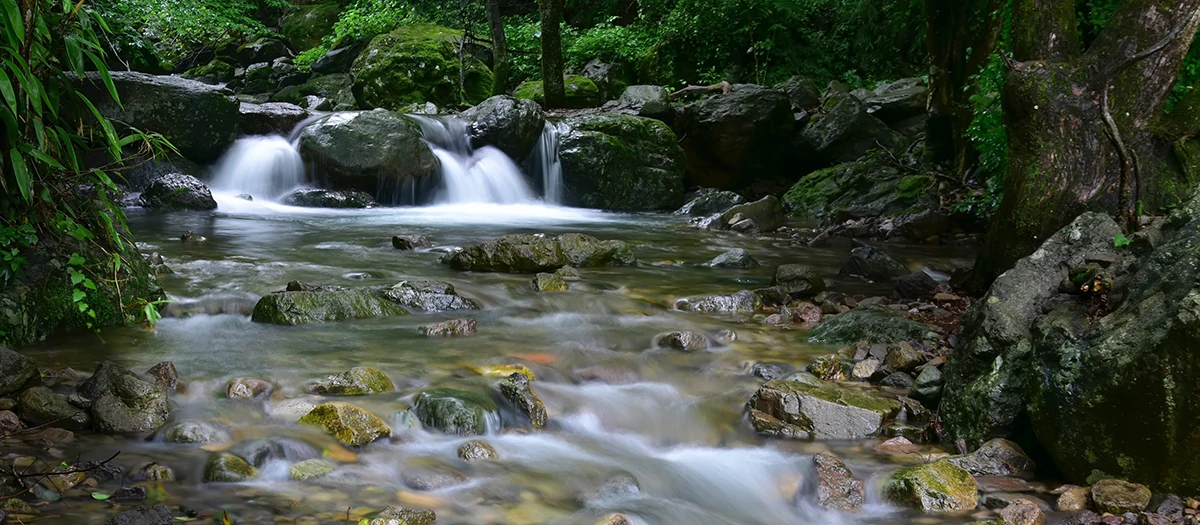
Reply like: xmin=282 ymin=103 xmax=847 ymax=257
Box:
xmin=538 ymin=0 xmax=566 ymax=108
xmin=486 ymin=0 xmax=509 ymax=96
xmin=1011 ymin=0 xmax=1080 ymax=61
xmin=924 ymin=0 xmax=1004 ymax=173
xmin=973 ymin=0 xmax=1200 ymax=287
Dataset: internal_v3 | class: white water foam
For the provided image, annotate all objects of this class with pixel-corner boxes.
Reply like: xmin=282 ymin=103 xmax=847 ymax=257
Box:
xmin=533 ymin=121 xmax=564 ymax=204
xmin=408 ymin=115 xmax=539 ymax=205
xmin=209 ymin=135 xmax=307 ymax=201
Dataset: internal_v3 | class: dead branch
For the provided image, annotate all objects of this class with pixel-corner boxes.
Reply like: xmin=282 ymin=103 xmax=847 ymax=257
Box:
xmin=1 ymin=451 xmax=121 ymax=500
xmin=669 ymin=81 xmax=733 ymax=100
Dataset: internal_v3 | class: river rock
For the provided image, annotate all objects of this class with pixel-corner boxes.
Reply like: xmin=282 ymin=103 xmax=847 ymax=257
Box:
xmin=909 ymin=366 xmax=943 ymax=405
xmin=776 ymin=76 xmax=821 ymax=111
xmin=79 ymin=362 xmax=170 ymax=433
xmin=377 ymin=506 xmax=436 ymax=525
xmin=808 ymin=306 xmax=935 ymax=345
xmin=514 ymin=75 xmax=601 ymax=108
xmin=419 ymin=319 xmax=477 ymax=337
xmin=78 ymin=72 xmax=239 ymax=162
xmin=144 ymin=362 xmax=178 ymax=391
xmin=707 ymin=196 xmax=785 ymax=233
xmin=813 ymin=452 xmax=865 ymax=511
xmin=17 ymin=387 xmax=91 ymax=430
xmin=251 ymin=289 xmax=409 ymax=325
xmin=1056 ymin=485 xmax=1092 ymax=511
xmin=392 ymin=235 xmax=431 ymax=250
xmin=310 ymin=367 xmax=394 ymax=395
xmin=782 ymin=158 xmax=934 ymax=224
xmin=300 ymin=401 xmax=391 ymax=446
xmin=459 ymin=95 xmax=545 ymax=161
xmin=675 ymin=290 xmax=761 ymax=314
xmin=654 ymin=331 xmax=710 ymax=352
xmin=946 ymin=438 xmax=1037 ymax=480
xmin=182 ymin=58 xmax=235 ymax=84
xmin=747 ymin=379 xmax=901 ymax=439
xmin=840 ymin=245 xmax=908 ymax=280
xmin=673 ymin=84 xmax=793 ymax=189
xmin=237 ymin=38 xmax=288 ymax=67
xmin=499 ymin=373 xmax=547 ymax=429
xmin=675 ymin=190 xmax=745 ymax=216
xmin=289 ymin=458 xmax=334 ymax=480
xmin=883 ymin=342 xmax=923 ymax=372
xmin=444 ymin=233 xmax=635 ymax=273
xmin=414 ymin=389 xmax=499 ymax=436
xmin=298 ymin=110 xmax=437 ymax=198
xmin=533 ymin=272 xmax=568 ymax=291
xmin=602 ymin=85 xmax=673 ymax=120
xmin=556 ymin=113 xmax=685 ymax=211
xmin=879 ymin=372 xmax=913 ymax=389
xmin=312 ymin=41 xmax=366 ymax=74
xmin=458 ymin=439 xmax=499 ymax=461
xmin=162 ymin=421 xmax=227 ymax=443
xmin=894 ymin=271 xmax=940 ymax=300
xmin=796 ymin=90 xmax=905 ymax=166
xmin=862 ymin=78 xmax=928 ymax=124
xmin=238 ymin=102 xmax=309 ymax=136
xmin=377 ymin=280 xmax=479 ymax=311
xmin=998 ymin=499 xmax=1045 ymax=525
xmin=884 ymin=460 xmax=978 ymax=512
xmin=0 ymin=409 xmax=20 ymax=433
xmin=280 ymin=3 xmax=339 ymax=51
xmin=352 ymin=24 xmax=491 ymax=109
xmin=203 ymin=452 xmax=259 ymax=482
xmin=850 ymin=359 xmax=880 ymax=380
xmin=226 ymin=378 xmax=273 ymax=399
xmin=1091 ymin=479 xmax=1151 ymax=514
xmin=139 ymin=173 xmax=217 ymax=211
xmin=773 ymin=264 xmax=825 ymax=298
xmin=0 ymin=347 xmax=38 ymax=397
xmin=282 ymin=188 xmax=377 ymax=208
xmin=105 ymin=504 xmax=174 ymax=525
xmin=706 ymin=248 xmax=759 ymax=268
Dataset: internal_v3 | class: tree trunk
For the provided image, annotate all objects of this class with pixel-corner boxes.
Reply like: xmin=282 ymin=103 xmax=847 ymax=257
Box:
xmin=973 ymin=0 xmax=1200 ymax=286
xmin=924 ymin=0 xmax=1004 ymax=173
xmin=538 ymin=0 xmax=566 ymax=108
xmin=486 ymin=0 xmax=509 ymax=96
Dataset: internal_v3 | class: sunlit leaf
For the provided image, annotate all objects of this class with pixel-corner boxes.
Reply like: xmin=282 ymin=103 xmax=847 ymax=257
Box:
xmin=91 ymin=492 xmax=111 ymax=500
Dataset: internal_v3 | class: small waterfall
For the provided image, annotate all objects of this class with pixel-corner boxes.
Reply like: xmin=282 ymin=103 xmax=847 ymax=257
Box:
xmin=210 ymin=116 xmax=327 ymax=201
xmin=408 ymin=115 xmax=538 ymax=205
xmin=532 ymin=122 xmax=564 ymax=204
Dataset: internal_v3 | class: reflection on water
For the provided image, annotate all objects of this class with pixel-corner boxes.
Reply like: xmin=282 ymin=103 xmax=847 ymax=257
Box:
xmin=18 ymin=204 xmax=975 ymax=525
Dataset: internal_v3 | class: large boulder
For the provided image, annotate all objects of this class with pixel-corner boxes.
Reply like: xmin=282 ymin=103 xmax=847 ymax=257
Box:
xmin=237 ymin=38 xmax=288 ymax=67
xmin=796 ymin=91 xmax=905 ymax=166
xmin=808 ymin=306 xmax=936 ymax=345
xmin=17 ymin=386 xmax=91 ymax=430
xmin=458 ymin=95 xmax=546 ymax=161
xmin=861 ymin=78 xmax=928 ymax=124
xmin=781 ymin=158 xmax=935 ymax=223
xmin=775 ymin=76 xmax=821 ymax=111
xmin=298 ymin=110 xmax=437 ymax=197
xmin=444 ymin=233 xmax=635 ymax=273
xmin=601 ymin=85 xmax=673 ymax=120
xmin=746 ymin=379 xmax=901 ymax=439
xmin=514 ymin=75 xmax=601 ymax=109
xmin=138 ymin=173 xmax=217 ymax=211
xmin=580 ymin=59 xmax=629 ymax=102
xmin=282 ymin=188 xmax=377 ymax=208
xmin=556 ymin=113 xmax=685 ymax=211
xmin=673 ymin=84 xmax=793 ymax=189
xmin=351 ymin=24 xmax=492 ymax=110
xmin=312 ymin=43 xmax=367 ymax=75
xmin=79 ymin=72 xmax=239 ymax=162
xmin=674 ymin=189 xmax=745 ymax=216
xmin=376 ymin=280 xmax=480 ymax=311
xmin=413 ymin=389 xmax=499 ymax=436
xmin=280 ymin=4 xmax=340 ymax=51
xmin=0 ymin=347 xmax=38 ymax=396
xmin=251 ymin=289 xmax=409 ymax=325
xmin=238 ymin=102 xmax=310 ymax=136
xmin=80 ymin=361 xmax=170 ymax=433
xmin=299 ymin=401 xmax=391 ymax=446
xmin=714 ymin=196 xmax=786 ymax=233
xmin=884 ymin=461 xmax=978 ymax=512
xmin=840 ymin=245 xmax=909 ymax=281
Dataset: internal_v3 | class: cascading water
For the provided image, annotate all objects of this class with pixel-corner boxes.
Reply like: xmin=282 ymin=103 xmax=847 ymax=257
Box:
xmin=208 ymin=115 xmax=328 ymax=201
xmin=409 ymin=115 xmax=540 ymax=205
xmin=532 ymin=121 xmax=564 ymax=204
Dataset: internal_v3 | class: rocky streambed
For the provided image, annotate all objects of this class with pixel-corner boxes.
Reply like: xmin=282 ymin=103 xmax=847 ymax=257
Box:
xmin=0 ymin=202 xmax=1193 ymax=525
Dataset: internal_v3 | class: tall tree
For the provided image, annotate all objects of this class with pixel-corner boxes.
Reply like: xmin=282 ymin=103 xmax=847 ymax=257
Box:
xmin=486 ymin=0 xmax=509 ymax=96
xmin=538 ymin=0 xmax=566 ymax=108
xmin=924 ymin=0 xmax=1005 ymax=174
xmin=972 ymin=0 xmax=1200 ymax=285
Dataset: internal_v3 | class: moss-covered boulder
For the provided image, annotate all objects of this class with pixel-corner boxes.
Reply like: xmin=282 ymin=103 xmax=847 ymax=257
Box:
xmin=602 ymin=85 xmax=673 ymax=120
xmin=78 ymin=72 xmax=238 ymax=162
xmin=884 ymin=461 xmax=978 ymax=512
xmin=162 ymin=420 xmax=228 ymax=443
xmin=299 ymin=401 xmax=392 ymax=446
xmin=298 ymin=110 xmax=437 ymax=197
xmin=282 ymin=188 xmax=377 ymax=208
xmin=672 ymin=84 xmax=793 ymax=189
xmin=281 ymin=3 xmax=340 ymax=51
xmin=459 ymin=95 xmax=546 ymax=161
xmin=1090 ymin=479 xmax=1151 ymax=514
xmin=782 ymin=158 xmax=935 ymax=224
xmin=182 ymin=59 xmax=235 ymax=85
xmin=203 ymin=452 xmax=259 ymax=482
xmin=376 ymin=280 xmax=480 ymax=311
xmin=79 ymin=361 xmax=170 ymax=434
xmin=808 ymin=306 xmax=937 ymax=345
xmin=251 ymin=289 xmax=409 ymax=325
xmin=413 ymin=389 xmax=499 ymax=436
xmin=309 ymin=367 xmax=394 ymax=396
xmin=443 ymin=233 xmax=635 ymax=273
xmin=556 ymin=113 xmax=685 ymax=211
xmin=17 ymin=387 xmax=91 ymax=430
xmin=675 ymin=290 xmax=761 ymax=315
xmin=352 ymin=24 xmax=492 ymax=110
xmin=796 ymin=91 xmax=906 ymax=166
xmin=498 ymin=373 xmax=547 ymax=429
xmin=0 ymin=347 xmax=38 ymax=397
xmin=513 ymin=75 xmax=601 ymax=108
xmin=746 ymin=379 xmax=901 ymax=439
xmin=138 ymin=173 xmax=218 ymax=211
xmin=289 ymin=459 xmax=335 ymax=480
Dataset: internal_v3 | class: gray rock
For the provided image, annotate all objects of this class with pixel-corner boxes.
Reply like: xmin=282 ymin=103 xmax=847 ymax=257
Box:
xmin=378 ymin=506 xmax=436 ymax=525
xmin=144 ymin=362 xmax=178 ymax=391
xmin=459 ymin=95 xmax=545 ymax=161
xmin=946 ymin=438 xmax=1037 ymax=480
xmin=775 ymin=76 xmax=820 ymax=111
xmin=893 ymin=271 xmax=939 ymax=300
xmin=226 ymin=378 xmax=273 ymax=399
xmin=413 ymin=389 xmax=499 ymax=436
xmin=457 ymin=439 xmax=498 ymax=461
xmin=377 ymin=280 xmax=479 ymax=311
xmin=602 ymin=85 xmax=673 ymax=120
xmin=674 ymin=190 xmax=745 ymax=216
xmin=711 ymin=196 xmax=785 ymax=233
xmin=850 ymin=359 xmax=880 ymax=380
xmin=556 ymin=113 xmax=685 ymax=211
xmin=105 ymin=504 xmax=174 ymax=525
xmin=580 ymin=58 xmax=628 ymax=101
xmin=797 ymin=91 xmax=905 ymax=166
xmin=251 ymin=288 xmax=409 ymax=325
xmin=312 ymin=43 xmax=366 ymax=74
xmin=282 ymin=188 xmax=377 ymax=208
xmin=238 ymin=38 xmax=288 ymax=67
xmin=862 ymin=78 xmax=928 ymax=124
xmin=80 ymin=362 xmax=170 ymax=433
xmin=298 ymin=110 xmax=437 ymax=200
xmin=498 ymin=373 xmax=547 ymax=429
xmin=812 ymin=452 xmax=865 ymax=511
xmin=773 ymin=264 xmax=825 ymax=298
xmin=17 ymin=386 xmax=91 ymax=430
xmin=392 ymin=235 xmax=431 ymax=250
xmin=238 ymin=102 xmax=309 ymax=136
xmin=706 ymin=248 xmax=759 ymax=268
xmin=444 ymin=233 xmax=635 ymax=273
xmin=909 ymin=366 xmax=943 ymax=405
xmin=139 ymin=173 xmax=217 ymax=211
xmin=675 ymin=290 xmax=760 ymax=314
xmin=884 ymin=342 xmax=923 ymax=372
xmin=1091 ymin=479 xmax=1151 ymax=514
xmin=654 ymin=331 xmax=710 ymax=352
xmin=808 ymin=306 xmax=935 ymax=345
xmin=840 ymin=245 xmax=909 ymax=280
xmin=747 ymin=379 xmax=901 ymax=439
xmin=879 ymin=372 xmax=914 ymax=389
xmin=673 ymin=84 xmax=793 ymax=189
xmin=162 ymin=421 xmax=227 ymax=443
xmin=309 ymin=367 xmax=394 ymax=396
xmin=419 ymin=319 xmax=477 ymax=337
xmin=0 ymin=346 xmax=38 ymax=397
xmin=996 ymin=499 xmax=1046 ymax=525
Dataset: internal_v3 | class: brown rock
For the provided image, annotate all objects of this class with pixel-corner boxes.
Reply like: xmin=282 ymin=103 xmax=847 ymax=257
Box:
xmin=792 ymin=302 xmax=823 ymax=325
xmin=1091 ymin=479 xmax=1151 ymax=514
xmin=597 ymin=514 xmax=630 ymax=525
xmin=0 ymin=409 xmax=21 ymax=433
xmin=1057 ymin=485 xmax=1092 ymax=511
xmin=145 ymin=361 xmax=179 ymax=391
xmin=998 ymin=499 xmax=1045 ymax=525
xmin=226 ymin=378 xmax=274 ymax=399
xmin=813 ymin=452 xmax=865 ymax=511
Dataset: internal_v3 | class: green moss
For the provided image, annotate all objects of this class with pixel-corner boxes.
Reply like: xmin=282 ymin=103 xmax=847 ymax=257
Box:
xmin=203 ymin=453 xmax=259 ymax=482
xmin=513 ymin=75 xmax=601 ymax=109
xmin=182 ymin=59 xmax=235 ymax=83
xmin=280 ymin=3 xmax=340 ymax=52
xmin=299 ymin=401 xmax=392 ymax=446
xmin=413 ymin=388 xmax=499 ymax=436
xmin=310 ymin=367 xmax=395 ymax=395
xmin=250 ymin=289 xmax=409 ymax=325
xmin=351 ymin=24 xmax=492 ymax=110
xmin=884 ymin=461 xmax=978 ymax=512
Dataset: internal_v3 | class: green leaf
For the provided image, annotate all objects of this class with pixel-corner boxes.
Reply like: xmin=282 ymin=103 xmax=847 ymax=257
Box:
xmin=65 ymin=36 xmax=84 ymax=75
xmin=91 ymin=492 xmax=111 ymax=501
xmin=83 ymin=278 xmax=97 ymax=291
xmin=2 ymin=0 xmax=23 ymax=45
xmin=68 ymin=253 xmax=85 ymax=266
xmin=1114 ymin=233 xmax=1132 ymax=248
xmin=70 ymin=270 xmax=84 ymax=285
xmin=8 ymin=148 xmax=31 ymax=202
xmin=27 ymin=148 xmax=64 ymax=170
xmin=85 ymin=51 xmax=120 ymax=107
xmin=0 ymin=68 xmax=16 ymax=117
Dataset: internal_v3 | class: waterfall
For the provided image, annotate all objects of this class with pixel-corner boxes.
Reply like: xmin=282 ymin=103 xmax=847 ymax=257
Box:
xmin=209 ymin=116 xmax=326 ymax=201
xmin=408 ymin=115 xmax=539 ymax=205
xmin=532 ymin=122 xmax=564 ymax=205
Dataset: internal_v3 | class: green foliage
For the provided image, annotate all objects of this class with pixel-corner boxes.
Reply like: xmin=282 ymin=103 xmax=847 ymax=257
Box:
xmin=1113 ymin=233 xmax=1131 ymax=248
xmin=93 ymin=0 xmax=290 ymax=66
xmin=295 ymin=0 xmax=481 ymax=70
xmin=956 ymin=51 xmax=1010 ymax=220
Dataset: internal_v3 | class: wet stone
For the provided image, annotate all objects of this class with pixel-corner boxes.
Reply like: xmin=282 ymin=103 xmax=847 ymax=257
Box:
xmin=419 ymin=318 xmax=477 ymax=337
xmin=457 ymin=439 xmax=498 ymax=461
xmin=203 ymin=452 xmax=258 ymax=482
xmin=1057 ymin=485 xmax=1092 ymax=511
xmin=1092 ymin=479 xmax=1151 ymax=515
xmin=0 ymin=410 xmax=21 ymax=433
xmin=402 ymin=468 xmax=467 ymax=491
xmin=998 ymin=499 xmax=1046 ymax=525
xmin=290 ymin=459 xmax=334 ymax=480
xmin=227 ymin=378 xmax=274 ymax=400
xmin=813 ymin=452 xmax=865 ymax=511
xmin=499 ymin=373 xmax=548 ymax=429
xmin=309 ymin=367 xmax=394 ymax=395
xmin=655 ymin=331 xmax=710 ymax=352
xmin=378 ymin=506 xmax=436 ymax=525
xmin=392 ymin=235 xmax=431 ymax=250
xmin=751 ymin=362 xmax=795 ymax=382
xmin=299 ymin=402 xmax=391 ymax=446
xmin=533 ymin=272 xmax=569 ymax=291
xmin=144 ymin=362 xmax=178 ymax=391
xmin=880 ymin=371 xmax=914 ymax=389
xmin=947 ymin=438 xmax=1037 ymax=480
xmin=706 ymin=248 xmax=760 ymax=268
xmin=851 ymin=359 xmax=880 ymax=380
xmin=105 ymin=504 xmax=174 ymax=525
xmin=162 ymin=421 xmax=227 ymax=443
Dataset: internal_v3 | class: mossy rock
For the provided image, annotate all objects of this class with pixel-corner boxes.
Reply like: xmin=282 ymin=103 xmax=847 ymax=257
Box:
xmin=182 ymin=59 xmax=235 ymax=85
xmin=556 ymin=113 xmax=685 ymax=211
xmin=297 ymin=109 xmax=437 ymax=196
xmin=413 ymin=388 xmax=499 ymax=436
xmin=747 ymin=379 xmax=901 ymax=439
xmin=808 ymin=306 xmax=936 ymax=345
xmin=884 ymin=461 xmax=978 ymax=512
xmin=513 ymin=75 xmax=601 ymax=109
xmin=281 ymin=3 xmax=340 ymax=52
xmin=498 ymin=373 xmax=547 ymax=429
xmin=0 ymin=347 xmax=39 ymax=397
xmin=251 ymin=289 xmax=409 ymax=325
xmin=533 ymin=272 xmax=568 ymax=292
xmin=351 ymin=24 xmax=492 ymax=110
xmin=309 ymin=367 xmax=395 ymax=395
xmin=781 ymin=158 xmax=935 ymax=224
xmin=443 ymin=233 xmax=635 ymax=273
xmin=289 ymin=459 xmax=335 ymax=480
xmin=17 ymin=386 xmax=91 ymax=430
xmin=299 ymin=401 xmax=392 ymax=446
xmin=203 ymin=452 xmax=259 ymax=482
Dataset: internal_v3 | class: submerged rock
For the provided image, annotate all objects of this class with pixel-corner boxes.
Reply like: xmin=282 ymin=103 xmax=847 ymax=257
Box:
xmin=556 ymin=113 xmax=685 ymax=211
xmin=392 ymin=234 xmax=432 ymax=250
xmin=251 ymin=289 xmax=408 ymax=325
xmin=444 ymin=233 xmax=635 ymax=273
xmin=139 ymin=173 xmax=217 ymax=211
xmin=0 ymin=347 xmax=39 ymax=397
xmin=675 ymin=290 xmax=761 ymax=314
xmin=299 ymin=401 xmax=391 ymax=446
xmin=498 ymin=373 xmax=547 ymax=429
xmin=16 ymin=387 xmax=91 ymax=430
xmin=533 ymin=272 xmax=569 ymax=292
xmin=413 ymin=389 xmax=498 ymax=436
xmin=203 ymin=452 xmax=258 ymax=482
xmin=813 ymin=452 xmax=865 ymax=511
xmin=226 ymin=378 xmax=274 ymax=399
xmin=808 ymin=306 xmax=935 ymax=345
xmin=80 ymin=361 xmax=170 ymax=434
xmin=706 ymin=248 xmax=759 ymax=268
xmin=746 ymin=379 xmax=901 ymax=439
xmin=309 ymin=367 xmax=394 ymax=395
xmin=459 ymin=95 xmax=545 ymax=161
xmin=457 ymin=439 xmax=498 ymax=461
xmin=162 ymin=421 xmax=227 ymax=444
xmin=654 ymin=331 xmax=710 ymax=352
xmin=105 ymin=504 xmax=174 ymax=525
xmin=884 ymin=461 xmax=977 ymax=512
xmin=282 ymin=188 xmax=377 ymax=208
xmin=289 ymin=459 xmax=334 ymax=480
xmin=419 ymin=319 xmax=477 ymax=337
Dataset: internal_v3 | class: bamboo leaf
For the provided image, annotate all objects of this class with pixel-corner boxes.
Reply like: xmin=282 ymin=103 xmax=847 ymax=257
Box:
xmin=27 ymin=148 xmax=64 ymax=170
xmin=2 ymin=0 xmax=23 ymax=45
xmin=8 ymin=148 xmax=31 ymax=202
xmin=0 ymin=69 xmax=15 ymax=117
xmin=85 ymin=51 xmax=120 ymax=107
xmin=65 ymin=37 xmax=84 ymax=76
